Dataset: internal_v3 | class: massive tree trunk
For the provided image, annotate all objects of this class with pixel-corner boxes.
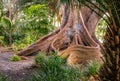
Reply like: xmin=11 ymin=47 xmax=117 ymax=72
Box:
xmin=18 ymin=5 xmax=101 ymax=64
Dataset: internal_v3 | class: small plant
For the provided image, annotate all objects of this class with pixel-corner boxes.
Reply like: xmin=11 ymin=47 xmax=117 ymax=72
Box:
xmin=11 ymin=55 xmax=22 ymax=61
xmin=0 ymin=36 xmax=5 ymax=46
xmin=86 ymin=60 xmax=101 ymax=76
xmin=34 ymin=53 xmax=48 ymax=67
xmin=0 ymin=74 xmax=7 ymax=81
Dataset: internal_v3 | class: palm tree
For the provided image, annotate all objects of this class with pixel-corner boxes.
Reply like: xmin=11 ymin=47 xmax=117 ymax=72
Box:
xmin=83 ymin=0 xmax=120 ymax=81
xmin=94 ymin=1 xmax=120 ymax=81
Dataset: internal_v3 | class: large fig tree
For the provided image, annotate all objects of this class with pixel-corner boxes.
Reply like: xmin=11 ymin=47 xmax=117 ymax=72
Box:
xmin=17 ymin=1 xmax=101 ymax=65
xmin=17 ymin=0 xmax=120 ymax=80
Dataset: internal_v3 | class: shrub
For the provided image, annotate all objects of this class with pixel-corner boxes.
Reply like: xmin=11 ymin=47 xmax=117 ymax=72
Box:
xmin=29 ymin=53 xmax=101 ymax=81
xmin=30 ymin=53 xmax=82 ymax=81
xmin=85 ymin=60 xmax=101 ymax=76
xmin=10 ymin=55 xmax=22 ymax=61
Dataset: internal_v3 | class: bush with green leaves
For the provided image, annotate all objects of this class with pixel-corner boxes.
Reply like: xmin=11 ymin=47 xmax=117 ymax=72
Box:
xmin=30 ymin=53 xmax=82 ymax=81
xmin=0 ymin=3 xmax=55 ymax=48
xmin=29 ymin=53 xmax=101 ymax=81
xmin=0 ymin=36 xmax=4 ymax=46
xmin=83 ymin=60 xmax=101 ymax=81
xmin=13 ymin=4 xmax=55 ymax=50
xmin=0 ymin=16 xmax=13 ymax=46
xmin=85 ymin=60 xmax=101 ymax=76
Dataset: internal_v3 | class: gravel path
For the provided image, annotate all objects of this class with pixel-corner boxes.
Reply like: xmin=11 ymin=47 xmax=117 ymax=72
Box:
xmin=0 ymin=51 xmax=36 ymax=81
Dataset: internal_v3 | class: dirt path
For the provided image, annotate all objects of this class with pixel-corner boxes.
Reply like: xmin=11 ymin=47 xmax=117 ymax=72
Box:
xmin=0 ymin=51 xmax=36 ymax=81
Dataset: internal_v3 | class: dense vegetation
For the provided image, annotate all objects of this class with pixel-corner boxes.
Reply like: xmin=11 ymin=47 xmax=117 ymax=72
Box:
xmin=30 ymin=53 xmax=101 ymax=81
xmin=0 ymin=1 xmax=55 ymax=50
xmin=1 ymin=0 xmax=119 ymax=81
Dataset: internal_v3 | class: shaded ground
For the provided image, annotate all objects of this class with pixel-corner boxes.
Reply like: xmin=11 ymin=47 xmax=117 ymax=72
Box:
xmin=0 ymin=48 xmax=101 ymax=81
xmin=0 ymin=50 xmax=36 ymax=81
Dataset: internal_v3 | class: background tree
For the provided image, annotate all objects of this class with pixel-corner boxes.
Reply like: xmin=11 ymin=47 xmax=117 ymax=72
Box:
xmin=13 ymin=4 xmax=54 ymax=50
xmin=0 ymin=0 xmax=54 ymax=48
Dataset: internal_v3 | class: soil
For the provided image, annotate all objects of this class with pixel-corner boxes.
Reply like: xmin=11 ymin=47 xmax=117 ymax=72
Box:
xmin=0 ymin=50 xmax=36 ymax=81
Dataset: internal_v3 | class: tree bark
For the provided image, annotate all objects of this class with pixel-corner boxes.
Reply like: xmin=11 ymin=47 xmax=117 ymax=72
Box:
xmin=99 ymin=1 xmax=120 ymax=80
xmin=17 ymin=5 xmax=101 ymax=64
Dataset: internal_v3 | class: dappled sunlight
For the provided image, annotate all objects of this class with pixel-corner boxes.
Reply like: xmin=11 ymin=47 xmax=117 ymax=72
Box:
xmin=96 ymin=17 xmax=108 ymax=43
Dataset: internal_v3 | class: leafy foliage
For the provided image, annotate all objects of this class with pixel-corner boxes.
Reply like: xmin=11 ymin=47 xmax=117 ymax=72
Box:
xmin=31 ymin=53 xmax=82 ymax=81
xmin=0 ymin=16 xmax=12 ymax=29
xmin=0 ymin=1 xmax=55 ymax=49
xmin=0 ymin=16 xmax=13 ymax=45
xmin=85 ymin=60 xmax=101 ymax=77
xmin=13 ymin=4 xmax=55 ymax=50
xmin=23 ymin=4 xmax=54 ymax=35
xmin=29 ymin=53 xmax=101 ymax=81
xmin=0 ymin=75 xmax=7 ymax=81
xmin=0 ymin=36 xmax=4 ymax=46
xmin=96 ymin=17 xmax=107 ymax=42
xmin=10 ymin=55 xmax=22 ymax=61
xmin=0 ymin=0 xmax=55 ymax=48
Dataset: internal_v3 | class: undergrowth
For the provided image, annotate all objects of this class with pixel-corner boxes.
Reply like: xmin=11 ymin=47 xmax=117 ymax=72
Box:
xmin=29 ymin=53 xmax=101 ymax=81
xmin=10 ymin=54 xmax=22 ymax=61
xmin=0 ymin=75 xmax=7 ymax=81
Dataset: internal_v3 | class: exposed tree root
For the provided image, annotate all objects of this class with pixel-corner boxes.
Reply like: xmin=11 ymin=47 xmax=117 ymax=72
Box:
xmin=17 ymin=6 xmax=102 ymax=65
